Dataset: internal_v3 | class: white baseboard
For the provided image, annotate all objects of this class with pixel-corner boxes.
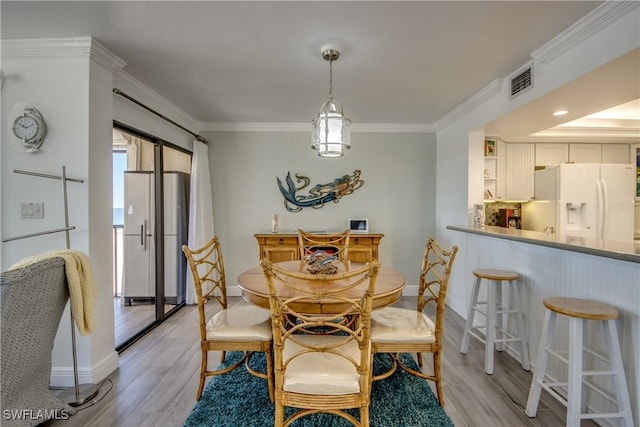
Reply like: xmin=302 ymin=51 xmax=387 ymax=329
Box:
xmin=401 ymin=283 xmax=418 ymax=296
xmin=50 ymin=350 xmax=119 ymax=387
xmin=445 ymin=294 xmax=468 ymax=319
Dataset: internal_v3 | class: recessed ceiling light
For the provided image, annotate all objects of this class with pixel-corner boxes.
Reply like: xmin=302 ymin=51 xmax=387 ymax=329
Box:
xmin=553 ymin=110 xmax=568 ymax=116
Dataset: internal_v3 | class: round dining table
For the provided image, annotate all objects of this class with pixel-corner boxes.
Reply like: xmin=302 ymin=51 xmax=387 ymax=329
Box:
xmin=237 ymin=260 xmax=406 ymax=314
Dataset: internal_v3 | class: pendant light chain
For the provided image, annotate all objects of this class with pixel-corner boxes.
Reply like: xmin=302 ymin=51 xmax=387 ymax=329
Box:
xmin=328 ymin=57 xmax=334 ymax=101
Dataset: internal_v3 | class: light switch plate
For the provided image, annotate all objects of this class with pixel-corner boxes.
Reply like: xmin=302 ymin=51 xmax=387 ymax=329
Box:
xmin=21 ymin=202 xmax=44 ymax=219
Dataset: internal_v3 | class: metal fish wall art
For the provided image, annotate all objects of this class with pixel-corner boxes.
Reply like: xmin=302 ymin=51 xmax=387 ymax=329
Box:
xmin=276 ymin=170 xmax=364 ymax=212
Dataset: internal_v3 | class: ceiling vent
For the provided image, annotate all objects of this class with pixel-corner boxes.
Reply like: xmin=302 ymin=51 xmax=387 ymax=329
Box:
xmin=509 ymin=64 xmax=533 ymax=99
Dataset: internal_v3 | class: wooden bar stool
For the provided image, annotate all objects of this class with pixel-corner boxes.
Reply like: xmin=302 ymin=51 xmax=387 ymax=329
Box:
xmin=526 ymin=297 xmax=634 ymax=427
xmin=460 ymin=268 xmax=530 ymax=374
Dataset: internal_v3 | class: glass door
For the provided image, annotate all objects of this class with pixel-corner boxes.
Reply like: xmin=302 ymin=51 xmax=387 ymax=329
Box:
xmin=160 ymin=145 xmax=192 ymax=317
xmin=112 ymin=125 xmax=191 ymax=350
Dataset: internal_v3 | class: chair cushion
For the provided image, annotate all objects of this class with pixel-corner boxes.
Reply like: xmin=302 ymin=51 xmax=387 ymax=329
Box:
xmin=282 ymin=335 xmax=368 ymax=395
xmin=205 ymin=302 xmax=272 ymax=341
xmin=371 ymin=307 xmax=436 ymax=344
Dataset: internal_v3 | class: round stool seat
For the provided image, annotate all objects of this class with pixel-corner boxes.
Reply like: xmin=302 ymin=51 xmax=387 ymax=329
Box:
xmin=543 ymin=297 xmax=618 ymax=320
xmin=472 ymin=268 xmax=518 ymax=281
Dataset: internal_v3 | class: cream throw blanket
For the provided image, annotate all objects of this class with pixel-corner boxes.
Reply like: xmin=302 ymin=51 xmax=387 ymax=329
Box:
xmin=10 ymin=249 xmax=96 ymax=336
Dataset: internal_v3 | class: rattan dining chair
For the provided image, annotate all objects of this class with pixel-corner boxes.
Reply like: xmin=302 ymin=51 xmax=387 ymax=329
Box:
xmin=297 ymin=228 xmax=351 ymax=263
xmin=370 ymin=237 xmax=458 ymax=407
xmin=182 ymin=236 xmax=274 ymax=401
xmin=260 ymin=259 xmax=380 ymax=427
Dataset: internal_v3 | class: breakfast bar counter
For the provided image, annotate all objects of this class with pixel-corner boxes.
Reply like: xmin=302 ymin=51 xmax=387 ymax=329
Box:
xmin=445 ymin=224 xmax=639 ymax=422
xmin=447 ymin=225 xmax=640 ymax=263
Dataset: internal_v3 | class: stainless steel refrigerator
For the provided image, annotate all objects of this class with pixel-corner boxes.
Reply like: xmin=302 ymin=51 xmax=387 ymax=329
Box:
xmin=122 ymin=171 xmax=189 ymax=305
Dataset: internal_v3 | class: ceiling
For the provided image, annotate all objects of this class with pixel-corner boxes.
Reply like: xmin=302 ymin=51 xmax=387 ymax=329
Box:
xmin=2 ymin=0 xmax=610 ymax=130
xmin=486 ymin=48 xmax=640 ymax=142
xmin=532 ymin=98 xmax=640 ymax=142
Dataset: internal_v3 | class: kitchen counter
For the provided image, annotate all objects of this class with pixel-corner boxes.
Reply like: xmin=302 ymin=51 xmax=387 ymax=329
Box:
xmin=447 ymin=225 xmax=640 ymax=263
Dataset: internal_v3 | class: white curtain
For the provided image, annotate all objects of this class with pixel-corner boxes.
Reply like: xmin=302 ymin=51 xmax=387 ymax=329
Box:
xmin=185 ymin=140 xmax=214 ymax=304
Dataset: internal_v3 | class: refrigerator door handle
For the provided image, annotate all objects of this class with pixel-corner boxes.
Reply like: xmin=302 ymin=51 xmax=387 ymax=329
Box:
xmin=140 ymin=222 xmax=146 ymax=250
xmin=596 ymin=179 xmax=605 ymax=239
xmin=601 ymin=179 xmax=609 ymax=240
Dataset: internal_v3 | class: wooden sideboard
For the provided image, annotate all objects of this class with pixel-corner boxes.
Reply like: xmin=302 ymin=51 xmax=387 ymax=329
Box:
xmin=254 ymin=232 xmax=384 ymax=264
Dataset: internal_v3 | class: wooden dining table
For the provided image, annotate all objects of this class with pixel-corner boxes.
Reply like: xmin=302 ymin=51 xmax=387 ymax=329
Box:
xmin=237 ymin=260 xmax=406 ymax=314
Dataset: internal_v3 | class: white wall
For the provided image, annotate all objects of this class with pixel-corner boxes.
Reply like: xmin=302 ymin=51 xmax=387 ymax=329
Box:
xmin=1 ymin=38 xmax=120 ymax=385
xmin=205 ymin=131 xmax=437 ymax=294
xmin=87 ymin=56 xmax=120 ymax=383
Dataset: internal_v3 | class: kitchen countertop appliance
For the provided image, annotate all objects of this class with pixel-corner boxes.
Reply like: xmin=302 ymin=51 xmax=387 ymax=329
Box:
xmin=498 ymin=208 xmax=521 ymax=229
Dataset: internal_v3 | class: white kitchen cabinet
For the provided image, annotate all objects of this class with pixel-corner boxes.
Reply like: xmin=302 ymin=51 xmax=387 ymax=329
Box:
xmin=602 ymin=144 xmax=630 ymax=163
xmin=505 ymin=143 xmax=534 ymax=200
xmin=569 ymin=144 xmax=601 ymax=163
xmin=535 ymin=143 xmax=568 ymax=167
xmin=496 ymin=139 xmax=506 ymax=200
xmin=567 ymin=143 xmax=630 ymax=164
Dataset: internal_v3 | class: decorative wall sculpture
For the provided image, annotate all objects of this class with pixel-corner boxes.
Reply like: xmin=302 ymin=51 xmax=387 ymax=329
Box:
xmin=276 ymin=169 xmax=364 ymax=212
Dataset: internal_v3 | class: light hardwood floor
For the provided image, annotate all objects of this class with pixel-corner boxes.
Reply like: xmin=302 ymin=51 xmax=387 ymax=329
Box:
xmin=113 ymin=298 xmax=179 ymax=348
xmin=51 ymin=297 xmax=589 ymax=427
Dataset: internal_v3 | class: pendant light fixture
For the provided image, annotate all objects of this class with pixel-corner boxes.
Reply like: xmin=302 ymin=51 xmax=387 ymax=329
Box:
xmin=311 ymin=48 xmax=351 ymax=157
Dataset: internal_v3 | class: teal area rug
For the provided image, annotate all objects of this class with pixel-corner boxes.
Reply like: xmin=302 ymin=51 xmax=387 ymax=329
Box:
xmin=184 ymin=352 xmax=454 ymax=426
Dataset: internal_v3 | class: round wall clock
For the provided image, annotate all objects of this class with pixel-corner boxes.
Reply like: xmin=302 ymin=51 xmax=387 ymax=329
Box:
xmin=12 ymin=106 xmax=47 ymax=153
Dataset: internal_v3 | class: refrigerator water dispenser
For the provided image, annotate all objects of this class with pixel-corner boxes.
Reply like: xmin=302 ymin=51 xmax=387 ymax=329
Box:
xmin=565 ymin=202 xmax=586 ymax=229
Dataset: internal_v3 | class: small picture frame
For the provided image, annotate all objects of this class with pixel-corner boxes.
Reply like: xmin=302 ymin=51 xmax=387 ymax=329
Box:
xmin=348 ymin=218 xmax=369 ymax=233
xmin=484 ymin=138 xmax=496 ymax=157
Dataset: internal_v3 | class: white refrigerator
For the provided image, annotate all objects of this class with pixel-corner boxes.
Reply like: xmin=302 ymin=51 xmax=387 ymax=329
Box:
xmin=529 ymin=163 xmax=635 ymax=241
xmin=122 ymin=171 xmax=189 ymax=305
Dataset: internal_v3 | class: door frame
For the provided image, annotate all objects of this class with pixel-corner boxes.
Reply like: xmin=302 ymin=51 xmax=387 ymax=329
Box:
xmin=113 ymin=120 xmax=192 ymax=352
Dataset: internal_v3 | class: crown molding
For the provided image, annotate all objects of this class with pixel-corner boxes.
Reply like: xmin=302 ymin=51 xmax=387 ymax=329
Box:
xmin=531 ymin=126 xmax=640 ymax=140
xmin=352 ymin=123 xmax=436 ymax=133
xmin=199 ymin=122 xmax=435 ymax=133
xmin=90 ymin=38 xmax=127 ymax=71
xmin=1 ymin=37 xmax=91 ymax=57
xmin=434 ymin=78 xmax=503 ymax=131
xmin=1 ymin=37 xmax=126 ymax=70
xmin=531 ymin=1 xmax=639 ymax=65
xmin=114 ymin=70 xmax=200 ymax=133
xmin=200 ymin=122 xmax=309 ymax=132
